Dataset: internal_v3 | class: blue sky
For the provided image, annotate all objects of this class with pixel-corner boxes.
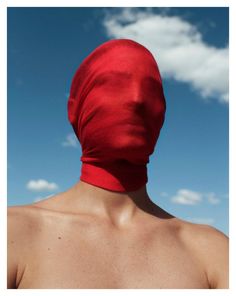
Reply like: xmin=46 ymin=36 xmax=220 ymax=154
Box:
xmin=7 ymin=7 xmax=229 ymax=235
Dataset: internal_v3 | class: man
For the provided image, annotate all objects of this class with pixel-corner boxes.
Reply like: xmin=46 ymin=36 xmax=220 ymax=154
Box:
xmin=8 ymin=39 xmax=229 ymax=289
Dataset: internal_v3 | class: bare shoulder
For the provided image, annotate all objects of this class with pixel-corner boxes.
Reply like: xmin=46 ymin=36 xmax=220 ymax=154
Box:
xmin=7 ymin=204 xmax=47 ymax=247
xmin=7 ymin=204 xmax=42 ymax=242
xmin=177 ymin=219 xmax=229 ymax=289
xmin=7 ymin=201 xmax=59 ymax=237
xmin=8 ymin=204 xmax=42 ymax=231
xmin=7 ymin=205 xmax=42 ymax=288
xmin=178 ymin=218 xmax=228 ymax=248
xmin=7 ymin=191 xmax=75 ymax=240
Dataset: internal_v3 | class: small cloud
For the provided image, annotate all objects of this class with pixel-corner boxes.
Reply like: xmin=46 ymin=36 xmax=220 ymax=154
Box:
xmin=186 ymin=217 xmax=215 ymax=225
xmin=205 ymin=192 xmax=221 ymax=205
xmin=62 ymin=133 xmax=78 ymax=148
xmin=26 ymin=179 xmax=59 ymax=192
xmin=171 ymin=189 xmax=222 ymax=206
xmin=171 ymin=189 xmax=202 ymax=205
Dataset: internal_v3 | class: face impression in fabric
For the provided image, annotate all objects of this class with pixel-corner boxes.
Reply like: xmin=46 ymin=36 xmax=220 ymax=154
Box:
xmin=68 ymin=39 xmax=166 ymax=167
xmin=83 ymin=50 xmax=165 ymax=163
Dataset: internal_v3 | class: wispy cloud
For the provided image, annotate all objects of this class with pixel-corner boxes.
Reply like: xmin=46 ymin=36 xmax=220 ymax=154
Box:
xmin=62 ymin=133 xmax=78 ymax=148
xmin=26 ymin=179 xmax=59 ymax=192
xmin=171 ymin=189 xmax=202 ymax=205
xmin=102 ymin=8 xmax=228 ymax=103
xmin=170 ymin=189 xmax=222 ymax=205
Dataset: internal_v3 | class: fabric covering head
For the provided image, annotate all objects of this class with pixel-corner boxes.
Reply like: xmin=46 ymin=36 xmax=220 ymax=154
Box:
xmin=68 ymin=39 xmax=166 ymax=192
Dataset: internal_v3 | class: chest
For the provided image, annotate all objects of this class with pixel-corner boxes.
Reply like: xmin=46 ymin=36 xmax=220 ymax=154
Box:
xmin=17 ymin=224 xmax=209 ymax=288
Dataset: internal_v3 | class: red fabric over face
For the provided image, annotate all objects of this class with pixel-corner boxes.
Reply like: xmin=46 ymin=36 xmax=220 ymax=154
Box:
xmin=68 ymin=39 xmax=166 ymax=192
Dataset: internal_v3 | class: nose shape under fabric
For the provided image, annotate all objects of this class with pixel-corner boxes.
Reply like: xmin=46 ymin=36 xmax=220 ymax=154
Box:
xmin=127 ymin=80 xmax=146 ymax=108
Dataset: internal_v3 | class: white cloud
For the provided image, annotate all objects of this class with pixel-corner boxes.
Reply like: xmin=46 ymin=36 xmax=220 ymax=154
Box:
xmin=102 ymin=8 xmax=228 ymax=103
xmin=171 ymin=189 xmax=203 ymax=205
xmin=26 ymin=179 xmax=59 ymax=192
xmin=170 ymin=189 xmax=222 ymax=205
xmin=62 ymin=133 xmax=78 ymax=148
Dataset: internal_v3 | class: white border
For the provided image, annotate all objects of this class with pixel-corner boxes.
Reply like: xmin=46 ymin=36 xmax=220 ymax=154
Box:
xmin=0 ymin=0 xmax=7 ymax=292
xmin=229 ymin=0 xmax=235 ymax=294
xmin=2 ymin=0 xmax=230 ymax=7
xmin=1 ymin=0 xmax=233 ymax=295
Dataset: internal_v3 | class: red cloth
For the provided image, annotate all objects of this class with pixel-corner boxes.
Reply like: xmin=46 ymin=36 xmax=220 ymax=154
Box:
xmin=68 ymin=39 xmax=166 ymax=192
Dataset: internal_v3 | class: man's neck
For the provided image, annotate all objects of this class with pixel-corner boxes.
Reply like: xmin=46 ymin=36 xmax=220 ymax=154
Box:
xmin=68 ymin=180 xmax=155 ymax=227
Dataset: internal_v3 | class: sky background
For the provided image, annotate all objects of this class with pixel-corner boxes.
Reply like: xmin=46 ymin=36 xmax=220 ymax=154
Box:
xmin=7 ymin=7 xmax=229 ymax=235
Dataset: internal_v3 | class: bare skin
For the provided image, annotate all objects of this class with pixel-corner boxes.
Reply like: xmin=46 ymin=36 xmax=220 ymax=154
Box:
xmin=7 ymin=180 xmax=229 ymax=289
